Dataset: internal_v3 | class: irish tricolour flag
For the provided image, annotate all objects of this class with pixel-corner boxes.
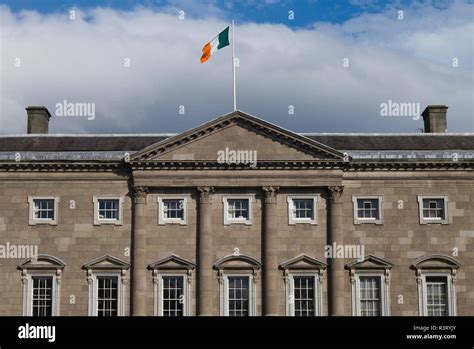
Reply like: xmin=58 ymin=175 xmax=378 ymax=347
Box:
xmin=200 ymin=26 xmax=230 ymax=63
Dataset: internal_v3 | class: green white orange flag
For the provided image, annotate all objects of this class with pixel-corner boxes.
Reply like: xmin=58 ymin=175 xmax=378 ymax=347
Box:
xmin=200 ymin=26 xmax=230 ymax=63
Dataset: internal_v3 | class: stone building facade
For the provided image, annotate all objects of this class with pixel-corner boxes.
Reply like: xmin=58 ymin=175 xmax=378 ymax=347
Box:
xmin=0 ymin=105 xmax=472 ymax=316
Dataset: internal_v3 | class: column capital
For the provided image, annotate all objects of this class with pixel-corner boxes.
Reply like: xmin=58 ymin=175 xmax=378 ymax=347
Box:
xmin=133 ymin=186 xmax=149 ymax=204
xmin=262 ymin=186 xmax=280 ymax=204
xmin=327 ymin=186 xmax=344 ymax=204
xmin=197 ymin=186 xmax=214 ymax=204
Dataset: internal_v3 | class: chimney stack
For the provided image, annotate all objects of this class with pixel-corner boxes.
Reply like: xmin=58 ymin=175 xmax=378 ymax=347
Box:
xmin=422 ymin=105 xmax=448 ymax=133
xmin=26 ymin=106 xmax=51 ymax=134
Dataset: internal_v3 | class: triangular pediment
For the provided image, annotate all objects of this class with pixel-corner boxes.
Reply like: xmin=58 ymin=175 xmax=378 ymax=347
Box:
xmin=82 ymin=255 xmax=130 ymax=270
xmin=345 ymin=255 xmax=393 ymax=270
xmin=279 ymin=254 xmax=327 ymax=270
xmin=131 ymin=111 xmax=344 ymax=163
xmin=148 ymin=254 xmax=196 ymax=270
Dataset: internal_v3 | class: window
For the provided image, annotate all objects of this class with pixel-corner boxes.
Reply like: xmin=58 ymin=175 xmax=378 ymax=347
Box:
xmin=419 ymin=273 xmax=456 ymax=316
xmin=97 ymin=276 xmax=119 ymax=317
xmin=359 ymin=276 xmax=381 ymax=316
xmin=149 ymin=255 xmax=195 ymax=317
xmin=19 ymin=254 xmax=65 ymax=317
xmin=222 ymin=196 xmax=253 ymax=225
xmin=352 ymin=196 xmax=383 ymax=224
xmin=417 ymin=195 xmax=448 ymax=224
xmin=157 ymin=196 xmax=188 ymax=225
xmin=426 ymin=276 xmax=448 ymax=316
xmin=93 ymin=196 xmax=123 ymax=225
xmin=287 ymin=196 xmax=318 ymax=225
xmin=226 ymin=276 xmax=251 ymax=316
xmin=32 ymin=276 xmax=54 ymax=316
xmin=292 ymin=275 xmax=316 ymax=316
xmin=352 ymin=273 xmax=389 ymax=316
xmin=28 ymin=196 xmax=59 ymax=225
xmin=83 ymin=255 xmax=129 ymax=316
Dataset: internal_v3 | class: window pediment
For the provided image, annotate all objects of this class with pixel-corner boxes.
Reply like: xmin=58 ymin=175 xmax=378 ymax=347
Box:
xmin=279 ymin=254 xmax=327 ymax=271
xmin=345 ymin=255 xmax=394 ymax=271
xmin=214 ymin=254 xmax=261 ymax=271
xmin=411 ymin=254 xmax=460 ymax=271
xmin=82 ymin=255 xmax=130 ymax=270
xmin=18 ymin=254 xmax=65 ymax=270
xmin=148 ymin=254 xmax=196 ymax=270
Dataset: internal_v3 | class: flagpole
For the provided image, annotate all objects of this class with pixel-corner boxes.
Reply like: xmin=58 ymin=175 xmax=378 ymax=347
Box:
xmin=232 ymin=20 xmax=237 ymax=111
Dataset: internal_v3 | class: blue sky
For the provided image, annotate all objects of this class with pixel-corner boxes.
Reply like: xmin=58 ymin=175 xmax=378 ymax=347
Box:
xmin=0 ymin=0 xmax=472 ymax=134
xmin=0 ymin=0 xmax=456 ymax=26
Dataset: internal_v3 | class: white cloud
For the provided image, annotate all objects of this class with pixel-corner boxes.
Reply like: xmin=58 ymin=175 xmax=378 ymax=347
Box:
xmin=0 ymin=1 xmax=472 ymax=135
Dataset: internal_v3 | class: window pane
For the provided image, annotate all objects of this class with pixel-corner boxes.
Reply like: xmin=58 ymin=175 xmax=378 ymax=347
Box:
xmin=32 ymin=276 xmax=53 ymax=316
xmin=293 ymin=199 xmax=314 ymax=219
xmin=34 ymin=199 xmax=55 ymax=220
xmin=426 ymin=276 xmax=448 ymax=316
xmin=293 ymin=276 xmax=315 ymax=316
xmin=97 ymin=276 xmax=118 ymax=316
xmin=357 ymin=199 xmax=379 ymax=219
xmin=359 ymin=276 xmax=381 ymax=316
xmin=228 ymin=276 xmax=249 ymax=316
xmin=162 ymin=276 xmax=184 ymax=316
xmin=228 ymin=199 xmax=249 ymax=220
xmin=163 ymin=199 xmax=184 ymax=220
xmin=98 ymin=199 xmax=119 ymax=220
xmin=422 ymin=199 xmax=445 ymax=219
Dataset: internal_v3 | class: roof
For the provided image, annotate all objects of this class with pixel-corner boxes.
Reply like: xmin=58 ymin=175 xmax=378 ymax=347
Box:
xmin=0 ymin=133 xmax=473 ymax=152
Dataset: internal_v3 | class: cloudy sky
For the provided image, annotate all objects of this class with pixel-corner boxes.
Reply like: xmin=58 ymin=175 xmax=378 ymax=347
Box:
xmin=0 ymin=0 xmax=472 ymax=134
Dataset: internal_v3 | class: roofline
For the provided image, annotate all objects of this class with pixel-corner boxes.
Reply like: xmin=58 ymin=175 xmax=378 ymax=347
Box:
xmin=0 ymin=132 xmax=472 ymax=138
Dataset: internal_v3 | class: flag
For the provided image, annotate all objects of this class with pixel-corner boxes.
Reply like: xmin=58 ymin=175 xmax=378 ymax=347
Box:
xmin=200 ymin=26 xmax=230 ymax=63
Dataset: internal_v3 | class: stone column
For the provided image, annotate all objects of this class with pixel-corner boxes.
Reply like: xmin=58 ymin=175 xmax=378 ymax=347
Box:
xmin=197 ymin=186 xmax=214 ymax=316
xmin=327 ymin=185 xmax=345 ymax=316
xmin=132 ymin=185 xmax=149 ymax=316
xmin=262 ymin=186 xmax=280 ymax=316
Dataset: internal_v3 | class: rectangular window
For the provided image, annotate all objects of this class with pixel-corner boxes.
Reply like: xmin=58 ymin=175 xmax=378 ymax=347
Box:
xmin=98 ymin=199 xmax=119 ymax=220
xmin=32 ymin=276 xmax=53 ymax=316
xmin=352 ymin=196 xmax=383 ymax=225
xmin=417 ymin=195 xmax=449 ymax=224
xmin=162 ymin=276 xmax=184 ymax=317
xmin=359 ymin=276 xmax=381 ymax=316
xmin=163 ymin=199 xmax=184 ymax=220
xmin=422 ymin=199 xmax=445 ymax=220
xmin=287 ymin=195 xmax=318 ymax=225
xmin=228 ymin=199 xmax=249 ymax=220
xmin=34 ymin=199 xmax=55 ymax=220
xmin=426 ymin=276 xmax=448 ymax=316
xmin=228 ymin=276 xmax=250 ymax=317
xmin=97 ymin=276 xmax=118 ymax=317
xmin=223 ymin=196 xmax=253 ymax=225
xmin=293 ymin=276 xmax=315 ymax=316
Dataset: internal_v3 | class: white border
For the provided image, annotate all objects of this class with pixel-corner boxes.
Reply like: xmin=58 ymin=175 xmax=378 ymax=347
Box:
xmin=285 ymin=273 xmax=321 ymax=316
xmin=157 ymin=196 xmax=188 ymax=225
xmin=287 ymin=195 xmax=319 ymax=225
xmin=351 ymin=272 xmax=390 ymax=316
xmin=154 ymin=272 xmax=190 ymax=316
xmin=351 ymin=195 xmax=384 ymax=225
xmin=23 ymin=272 xmax=60 ymax=316
xmin=220 ymin=273 xmax=256 ymax=316
xmin=418 ymin=272 xmax=456 ymax=316
xmin=417 ymin=195 xmax=449 ymax=225
xmin=93 ymin=196 xmax=124 ymax=226
xmin=88 ymin=272 xmax=125 ymax=316
xmin=222 ymin=195 xmax=254 ymax=225
xmin=28 ymin=196 xmax=59 ymax=226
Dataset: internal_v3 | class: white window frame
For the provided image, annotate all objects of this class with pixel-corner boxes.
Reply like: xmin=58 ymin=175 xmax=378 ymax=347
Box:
xmin=93 ymin=196 xmax=124 ymax=226
xmin=417 ymin=195 xmax=449 ymax=225
xmin=222 ymin=195 xmax=254 ymax=225
xmin=88 ymin=272 xmax=125 ymax=316
xmin=220 ymin=273 xmax=256 ymax=316
xmin=352 ymin=272 xmax=390 ymax=316
xmin=157 ymin=196 xmax=188 ymax=225
xmin=418 ymin=272 xmax=456 ymax=316
xmin=28 ymin=196 xmax=59 ymax=225
xmin=287 ymin=195 xmax=319 ymax=225
xmin=23 ymin=272 xmax=60 ymax=316
xmin=154 ymin=272 xmax=190 ymax=316
xmin=286 ymin=273 xmax=321 ymax=316
xmin=352 ymin=195 xmax=383 ymax=225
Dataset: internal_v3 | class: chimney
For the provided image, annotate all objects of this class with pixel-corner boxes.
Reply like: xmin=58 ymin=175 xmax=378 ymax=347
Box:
xmin=26 ymin=106 xmax=52 ymax=134
xmin=422 ymin=105 xmax=448 ymax=133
